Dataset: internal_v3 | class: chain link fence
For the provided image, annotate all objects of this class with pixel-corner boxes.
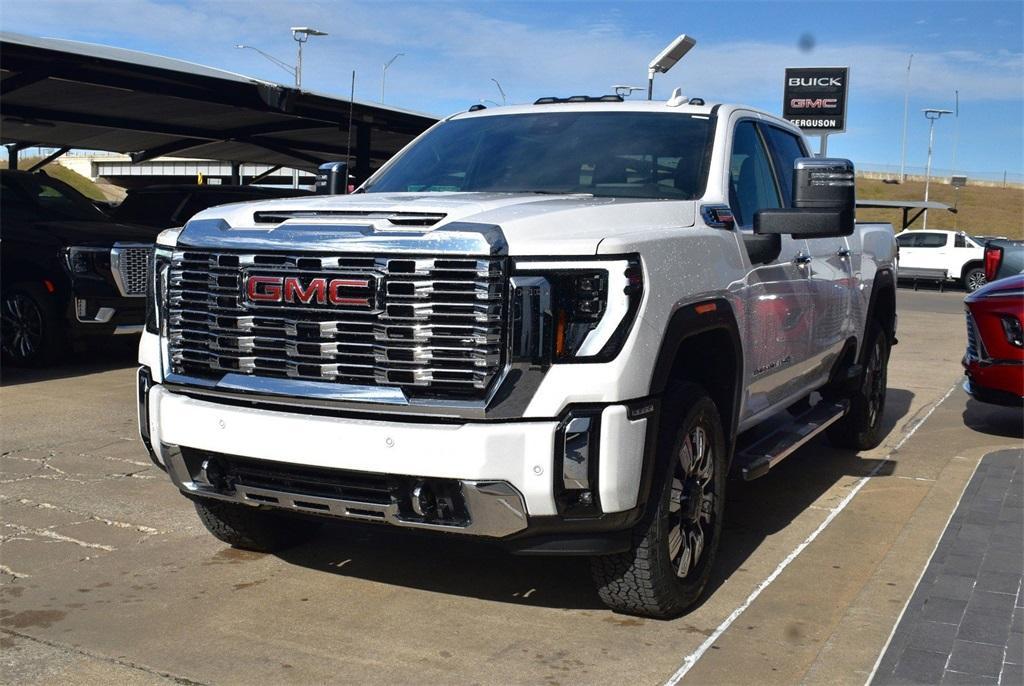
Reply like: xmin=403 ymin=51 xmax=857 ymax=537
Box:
xmin=856 ymin=163 xmax=1023 ymax=188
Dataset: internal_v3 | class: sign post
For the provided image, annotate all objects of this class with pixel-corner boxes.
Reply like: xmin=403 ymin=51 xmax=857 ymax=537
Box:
xmin=783 ymin=67 xmax=849 ymax=155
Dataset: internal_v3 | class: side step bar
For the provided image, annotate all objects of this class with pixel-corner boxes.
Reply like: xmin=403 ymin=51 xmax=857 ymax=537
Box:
xmin=736 ymin=399 xmax=850 ymax=481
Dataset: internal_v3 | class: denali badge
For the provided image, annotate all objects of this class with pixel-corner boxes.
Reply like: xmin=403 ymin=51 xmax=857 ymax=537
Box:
xmin=244 ymin=275 xmax=376 ymax=308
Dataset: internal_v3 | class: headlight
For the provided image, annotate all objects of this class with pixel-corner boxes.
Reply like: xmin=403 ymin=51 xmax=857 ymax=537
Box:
xmin=145 ymin=246 xmax=172 ymax=335
xmin=510 ymin=256 xmax=642 ymax=363
xmin=64 ymin=246 xmax=108 ymax=275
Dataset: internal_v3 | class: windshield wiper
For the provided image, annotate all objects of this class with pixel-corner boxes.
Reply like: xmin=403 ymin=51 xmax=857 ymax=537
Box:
xmin=496 ymin=190 xmax=593 ymax=196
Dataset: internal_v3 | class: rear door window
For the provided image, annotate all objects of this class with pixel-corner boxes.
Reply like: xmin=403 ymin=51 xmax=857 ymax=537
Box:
xmin=917 ymin=233 xmax=948 ymax=248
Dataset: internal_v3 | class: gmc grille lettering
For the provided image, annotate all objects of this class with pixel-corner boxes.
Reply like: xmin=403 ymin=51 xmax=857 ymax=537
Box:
xmin=245 ymin=275 xmax=372 ymax=307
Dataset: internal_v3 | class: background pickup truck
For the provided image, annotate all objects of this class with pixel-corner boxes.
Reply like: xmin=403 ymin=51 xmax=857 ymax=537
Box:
xmin=984 ymin=238 xmax=1024 ymax=283
xmin=895 ymin=229 xmax=987 ymax=292
xmin=139 ymin=98 xmax=897 ymax=618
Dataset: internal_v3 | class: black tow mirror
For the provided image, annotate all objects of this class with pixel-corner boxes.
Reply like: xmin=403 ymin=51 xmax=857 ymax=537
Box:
xmin=754 ymin=158 xmax=855 ymax=238
xmin=315 ymin=161 xmax=349 ymax=195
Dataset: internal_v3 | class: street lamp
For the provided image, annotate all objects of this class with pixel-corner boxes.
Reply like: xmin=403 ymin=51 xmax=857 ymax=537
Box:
xmin=922 ymin=107 xmax=953 ymax=229
xmin=381 ymin=53 xmax=404 ymax=103
xmin=491 ymin=78 xmax=507 ymax=105
xmin=235 ymin=44 xmax=297 ymax=83
xmin=237 ymin=28 xmax=327 ymax=189
xmin=647 ymin=34 xmax=696 ymax=100
xmin=290 ymin=27 xmax=328 ymax=89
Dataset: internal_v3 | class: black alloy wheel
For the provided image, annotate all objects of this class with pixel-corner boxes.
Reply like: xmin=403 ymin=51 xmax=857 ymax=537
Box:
xmin=668 ymin=422 xmax=716 ymax=579
xmin=2 ymin=291 xmax=45 ymax=363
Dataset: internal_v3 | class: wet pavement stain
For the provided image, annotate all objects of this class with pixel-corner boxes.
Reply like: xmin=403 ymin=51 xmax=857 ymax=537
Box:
xmin=203 ymin=548 xmax=266 ymax=566
xmin=0 ymin=609 xmax=67 ymax=629
xmin=602 ymin=616 xmax=645 ymax=627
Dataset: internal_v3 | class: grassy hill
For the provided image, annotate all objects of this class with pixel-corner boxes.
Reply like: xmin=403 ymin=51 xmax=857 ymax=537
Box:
xmin=856 ymin=177 xmax=1023 ymax=239
xmin=0 ymin=157 xmax=108 ymax=201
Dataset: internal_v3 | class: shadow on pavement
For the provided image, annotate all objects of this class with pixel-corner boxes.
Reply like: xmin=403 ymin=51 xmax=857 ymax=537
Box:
xmin=0 ymin=338 xmax=138 ymax=387
xmin=277 ymin=388 xmax=916 ymax=614
xmin=697 ymin=387 xmax=913 ymax=604
xmin=962 ymin=398 xmax=1024 ymax=439
xmin=279 ymin=523 xmax=607 ymax=611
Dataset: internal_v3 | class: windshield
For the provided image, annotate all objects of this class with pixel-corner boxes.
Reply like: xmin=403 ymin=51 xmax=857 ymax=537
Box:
xmin=364 ymin=111 xmax=714 ymax=200
xmin=2 ymin=173 xmax=110 ymax=222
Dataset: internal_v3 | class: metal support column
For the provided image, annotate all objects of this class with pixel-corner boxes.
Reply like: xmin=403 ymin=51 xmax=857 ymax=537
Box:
xmin=355 ymin=124 xmax=372 ymax=186
xmin=230 ymin=161 xmax=242 ymax=185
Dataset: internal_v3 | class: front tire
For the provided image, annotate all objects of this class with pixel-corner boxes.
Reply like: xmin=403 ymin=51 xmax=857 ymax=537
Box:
xmin=827 ymin=322 xmax=890 ymax=450
xmin=1 ymin=282 xmax=63 ymax=366
xmin=193 ymin=498 xmax=321 ymax=553
xmin=963 ymin=266 xmax=986 ymax=293
xmin=590 ymin=383 xmax=727 ymax=618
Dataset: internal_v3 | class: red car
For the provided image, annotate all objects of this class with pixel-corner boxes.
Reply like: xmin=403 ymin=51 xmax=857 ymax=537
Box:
xmin=963 ymin=274 xmax=1024 ymax=406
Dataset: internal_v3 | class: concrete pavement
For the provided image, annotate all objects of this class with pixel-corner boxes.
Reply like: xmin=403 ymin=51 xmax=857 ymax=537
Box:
xmin=1 ymin=288 xmax=1020 ymax=685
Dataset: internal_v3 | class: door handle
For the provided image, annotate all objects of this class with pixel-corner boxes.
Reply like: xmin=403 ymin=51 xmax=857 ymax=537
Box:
xmin=793 ymin=251 xmax=812 ymax=266
xmin=836 ymin=247 xmax=851 ymax=259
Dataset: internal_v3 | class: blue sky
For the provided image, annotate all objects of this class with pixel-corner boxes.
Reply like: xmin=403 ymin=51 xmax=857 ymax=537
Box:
xmin=2 ymin=0 xmax=1022 ymax=175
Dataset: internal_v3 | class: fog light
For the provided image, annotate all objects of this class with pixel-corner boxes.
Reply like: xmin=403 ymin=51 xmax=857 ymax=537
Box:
xmin=1001 ymin=316 xmax=1023 ymax=348
xmin=556 ymin=410 xmax=601 ymax=514
xmin=563 ymin=416 xmax=593 ymax=490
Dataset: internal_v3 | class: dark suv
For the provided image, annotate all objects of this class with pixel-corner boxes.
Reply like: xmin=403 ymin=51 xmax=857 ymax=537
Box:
xmin=1 ymin=170 xmax=158 ymax=365
xmin=109 ymin=184 xmax=311 ymax=229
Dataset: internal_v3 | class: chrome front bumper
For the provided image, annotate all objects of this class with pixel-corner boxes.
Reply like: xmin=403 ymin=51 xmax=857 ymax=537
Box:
xmin=160 ymin=443 xmax=529 ymax=538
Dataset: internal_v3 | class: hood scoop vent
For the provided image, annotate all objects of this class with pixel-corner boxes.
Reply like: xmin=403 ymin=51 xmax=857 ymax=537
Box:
xmin=253 ymin=210 xmax=446 ymax=228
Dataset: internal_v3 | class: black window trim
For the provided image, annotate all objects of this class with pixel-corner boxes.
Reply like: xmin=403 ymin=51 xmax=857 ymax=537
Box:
xmin=728 ymin=116 xmax=785 ymax=230
xmin=758 ymin=122 xmax=811 ymax=208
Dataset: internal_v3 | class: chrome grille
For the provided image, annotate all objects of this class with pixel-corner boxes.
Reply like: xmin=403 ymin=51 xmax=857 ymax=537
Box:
xmin=112 ymin=245 xmax=153 ymax=297
xmin=167 ymin=250 xmax=506 ymax=397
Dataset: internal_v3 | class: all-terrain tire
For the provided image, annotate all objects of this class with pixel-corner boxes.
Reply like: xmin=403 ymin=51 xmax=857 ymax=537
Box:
xmin=193 ymin=498 xmax=321 ymax=553
xmin=827 ymin=321 xmax=890 ymax=451
xmin=590 ymin=382 xmax=727 ymax=618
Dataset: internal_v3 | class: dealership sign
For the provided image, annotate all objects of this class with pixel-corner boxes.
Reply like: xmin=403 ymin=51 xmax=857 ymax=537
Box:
xmin=783 ymin=67 xmax=849 ymax=133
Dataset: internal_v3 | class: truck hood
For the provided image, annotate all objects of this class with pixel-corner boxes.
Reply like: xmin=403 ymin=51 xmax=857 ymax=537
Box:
xmin=35 ymin=219 xmax=160 ymax=246
xmin=185 ymin=192 xmax=697 ymax=256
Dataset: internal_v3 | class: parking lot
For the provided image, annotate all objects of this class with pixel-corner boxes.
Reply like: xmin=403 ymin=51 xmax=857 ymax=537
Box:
xmin=1 ymin=287 xmax=1021 ymax=686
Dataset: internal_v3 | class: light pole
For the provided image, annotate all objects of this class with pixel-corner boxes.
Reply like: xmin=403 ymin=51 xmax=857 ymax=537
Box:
xmin=237 ymin=28 xmax=326 ymax=188
xmin=951 ymin=89 xmax=960 ymax=175
xmin=898 ymin=54 xmax=913 ymax=182
xmin=922 ymin=108 xmax=952 ymax=229
xmin=235 ymin=44 xmax=297 ymax=83
xmin=647 ymin=34 xmax=696 ymax=100
xmin=291 ymin=27 xmax=327 ymax=89
xmin=381 ymin=53 xmax=404 ymax=103
xmin=490 ymin=78 xmax=507 ymax=105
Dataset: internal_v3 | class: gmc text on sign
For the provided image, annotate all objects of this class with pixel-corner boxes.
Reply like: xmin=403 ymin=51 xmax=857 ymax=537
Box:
xmin=783 ymin=67 xmax=849 ymax=133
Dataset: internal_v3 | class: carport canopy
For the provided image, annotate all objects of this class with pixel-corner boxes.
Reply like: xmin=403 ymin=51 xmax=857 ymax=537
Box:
xmin=856 ymin=199 xmax=956 ymax=230
xmin=0 ymin=32 xmax=438 ymax=183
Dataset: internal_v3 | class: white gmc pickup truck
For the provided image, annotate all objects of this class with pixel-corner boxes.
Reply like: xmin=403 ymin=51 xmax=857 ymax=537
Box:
xmin=138 ymin=98 xmax=897 ymax=618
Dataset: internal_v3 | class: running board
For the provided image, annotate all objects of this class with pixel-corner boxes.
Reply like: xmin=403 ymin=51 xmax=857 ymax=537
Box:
xmin=736 ymin=399 xmax=850 ymax=481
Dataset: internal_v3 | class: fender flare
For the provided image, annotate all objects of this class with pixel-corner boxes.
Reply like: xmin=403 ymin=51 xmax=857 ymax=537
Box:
xmin=648 ymin=297 xmax=744 ymax=448
xmin=864 ymin=267 xmax=897 ymax=355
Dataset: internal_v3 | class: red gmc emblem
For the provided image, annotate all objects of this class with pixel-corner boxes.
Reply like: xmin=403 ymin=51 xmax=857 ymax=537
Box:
xmin=244 ymin=274 xmax=375 ymax=308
